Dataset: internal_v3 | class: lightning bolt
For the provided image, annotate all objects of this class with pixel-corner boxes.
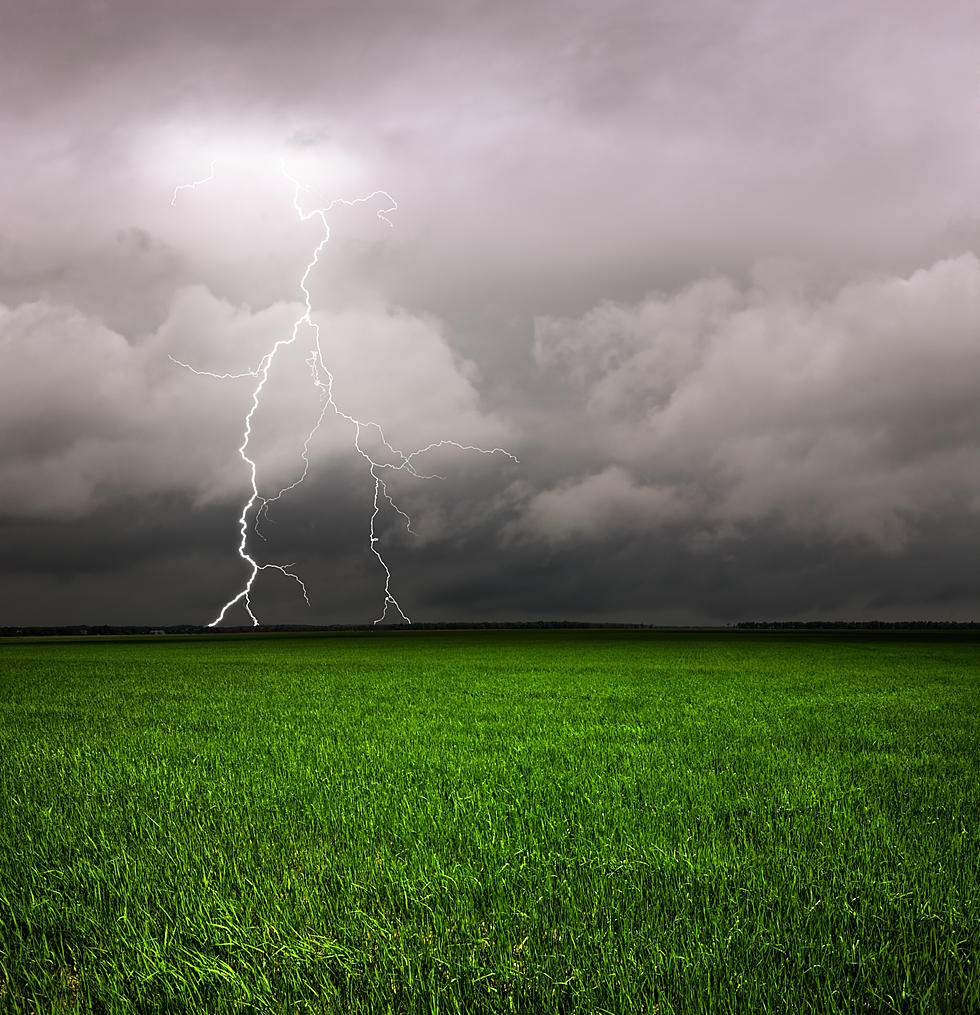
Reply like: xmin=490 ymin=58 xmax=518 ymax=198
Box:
xmin=170 ymin=160 xmax=216 ymax=207
xmin=171 ymin=160 xmax=517 ymax=626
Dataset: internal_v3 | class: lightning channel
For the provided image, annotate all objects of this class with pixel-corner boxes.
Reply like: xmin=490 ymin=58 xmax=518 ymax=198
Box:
xmin=170 ymin=159 xmax=517 ymax=626
xmin=170 ymin=161 xmax=216 ymax=207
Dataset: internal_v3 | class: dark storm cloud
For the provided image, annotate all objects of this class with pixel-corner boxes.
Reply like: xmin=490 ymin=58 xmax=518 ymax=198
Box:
xmin=2 ymin=0 xmax=979 ymax=624
xmin=524 ymin=254 xmax=980 ymax=549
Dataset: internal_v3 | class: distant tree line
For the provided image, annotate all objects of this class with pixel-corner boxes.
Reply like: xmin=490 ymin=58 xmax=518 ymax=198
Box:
xmin=0 ymin=621 xmax=660 ymax=637
xmin=736 ymin=620 xmax=980 ymax=630
xmin=4 ymin=619 xmax=978 ymax=637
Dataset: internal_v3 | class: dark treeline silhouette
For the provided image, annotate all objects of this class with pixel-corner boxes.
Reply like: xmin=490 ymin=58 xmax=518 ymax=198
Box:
xmin=2 ymin=620 xmax=978 ymax=637
xmin=1 ymin=621 xmax=657 ymax=637
xmin=736 ymin=620 xmax=980 ymax=630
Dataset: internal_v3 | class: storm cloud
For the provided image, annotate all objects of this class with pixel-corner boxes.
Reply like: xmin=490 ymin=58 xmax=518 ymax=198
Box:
xmin=526 ymin=254 xmax=980 ymax=550
xmin=1 ymin=0 xmax=978 ymax=624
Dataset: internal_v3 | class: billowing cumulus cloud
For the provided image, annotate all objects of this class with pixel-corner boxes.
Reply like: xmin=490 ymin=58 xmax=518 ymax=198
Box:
xmin=516 ymin=467 xmax=694 ymax=544
xmin=0 ymin=286 xmax=510 ymax=520
xmin=526 ymin=254 xmax=980 ymax=549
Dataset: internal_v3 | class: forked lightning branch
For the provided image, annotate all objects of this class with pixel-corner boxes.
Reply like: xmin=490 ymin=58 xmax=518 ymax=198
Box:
xmin=170 ymin=161 xmax=516 ymax=627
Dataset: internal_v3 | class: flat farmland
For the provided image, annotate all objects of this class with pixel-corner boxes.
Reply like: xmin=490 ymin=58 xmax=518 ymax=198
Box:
xmin=0 ymin=630 xmax=977 ymax=1014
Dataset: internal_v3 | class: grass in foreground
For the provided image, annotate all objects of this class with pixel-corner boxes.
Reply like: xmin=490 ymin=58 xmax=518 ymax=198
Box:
xmin=0 ymin=630 xmax=977 ymax=1014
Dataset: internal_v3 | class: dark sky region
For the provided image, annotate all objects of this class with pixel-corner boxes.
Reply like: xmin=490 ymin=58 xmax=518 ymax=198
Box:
xmin=1 ymin=0 xmax=979 ymax=626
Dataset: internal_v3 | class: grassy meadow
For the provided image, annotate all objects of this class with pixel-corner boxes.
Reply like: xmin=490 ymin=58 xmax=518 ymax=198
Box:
xmin=0 ymin=629 xmax=977 ymax=1014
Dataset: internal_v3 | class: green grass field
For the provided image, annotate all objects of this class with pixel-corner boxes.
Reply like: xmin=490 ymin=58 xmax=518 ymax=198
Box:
xmin=0 ymin=630 xmax=977 ymax=1014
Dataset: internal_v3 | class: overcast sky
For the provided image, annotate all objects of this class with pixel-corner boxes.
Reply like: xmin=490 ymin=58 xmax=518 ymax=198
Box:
xmin=2 ymin=0 xmax=979 ymax=626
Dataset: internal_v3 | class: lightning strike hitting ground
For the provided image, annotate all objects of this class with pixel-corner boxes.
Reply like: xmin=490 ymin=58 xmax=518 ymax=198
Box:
xmin=171 ymin=161 xmax=517 ymax=627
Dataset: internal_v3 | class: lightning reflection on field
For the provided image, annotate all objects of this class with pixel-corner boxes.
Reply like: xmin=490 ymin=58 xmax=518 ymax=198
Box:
xmin=170 ymin=160 xmax=517 ymax=626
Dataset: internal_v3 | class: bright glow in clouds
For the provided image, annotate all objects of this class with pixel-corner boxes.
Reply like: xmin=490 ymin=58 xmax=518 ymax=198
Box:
xmin=150 ymin=122 xmax=362 ymax=193
xmin=171 ymin=160 xmax=517 ymax=626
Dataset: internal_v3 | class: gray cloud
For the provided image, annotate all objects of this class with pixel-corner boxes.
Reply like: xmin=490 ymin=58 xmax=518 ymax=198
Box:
xmin=1 ymin=0 xmax=978 ymax=624
xmin=525 ymin=253 xmax=980 ymax=550
xmin=0 ymin=286 xmax=510 ymax=521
